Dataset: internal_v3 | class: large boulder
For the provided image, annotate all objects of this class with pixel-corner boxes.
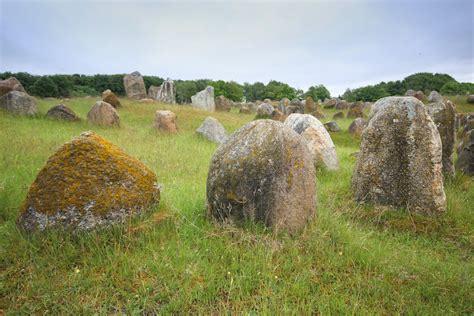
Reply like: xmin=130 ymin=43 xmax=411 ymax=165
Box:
xmin=335 ymin=100 xmax=349 ymax=110
xmin=17 ymin=132 xmax=160 ymax=232
xmin=352 ymin=96 xmax=446 ymax=214
xmin=102 ymin=89 xmax=121 ymax=108
xmin=284 ymin=113 xmax=339 ymax=170
xmin=196 ymin=117 xmax=228 ymax=144
xmin=148 ymin=85 xmax=160 ymax=99
xmin=215 ymin=95 xmax=231 ymax=112
xmin=0 ymin=77 xmax=26 ymax=96
xmin=467 ymin=95 xmax=474 ymax=104
xmin=256 ymin=103 xmax=274 ymax=118
xmin=304 ymin=96 xmax=318 ymax=113
xmin=206 ymin=120 xmax=316 ymax=231
xmin=428 ymin=90 xmax=443 ymax=102
xmin=456 ymin=130 xmax=474 ymax=175
xmin=155 ymin=79 xmax=176 ymax=104
xmin=123 ymin=71 xmax=147 ymax=99
xmin=348 ymin=118 xmax=367 ymax=137
xmin=0 ymin=91 xmax=37 ymax=115
xmin=427 ymin=101 xmax=456 ymax=176
xmin=191 ymin=86 xmax=215 ymax=111
xmin=154 ymin=110 xmax=177 ymax=133
xmin=87 ymin=101 xmax=120 ymax=126
xmin=46 ymin=104 xmax=80 ymax=121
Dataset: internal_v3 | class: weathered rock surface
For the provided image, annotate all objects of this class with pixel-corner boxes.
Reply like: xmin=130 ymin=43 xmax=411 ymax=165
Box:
xmin=311 ymin=110 xmax=325 ymax=119
xmin=17 ymin=132 xmax=160 ymax=232
xmin=155 ymin=79 xmax=176 ymax=104
xmin=456 ymin=130 xmax=474 ymax=175
xmin=87 ymin=101 xmax=120 ymax=126
xmin=196 ymin=117 xmax=228 ymax=144
xmin=0 ymin=91 xmax=37 ymax=115
xmin=271 ymin=109 xmax=286 ymax=122
xmin=428 ymin=90 xmax=443 ymax=102
xmin=207 ymin=120 xmax=316 ymax=231
xmin=215 ymin=95 xmax=231 ymax=112
xmin=191 ymin=86 xmax=215 ymax=111
xmin=278 ymin=98 xmax=290 ymax=112
xmin=239 ymin=106 xmax=251 ymax=114
xmin=102 ymin=89 xmax=121 ymax=108
xmin=347 ymin=106 xmax=364 ymax=119
xmin=333 ymin=111 xmax=344 ymax=119
xmin=0 ymin=77 xmax=26 ymax=96
xmin=467 ymin=95 xmax=474 ymax=104
xmin=427 ymin=101 xmax=456 ymax=176
xmin=352 ymin=96 xmax=446 ymax=214
xmin=46 ymin=104 xmax=80 ymax=121
xmin=348 ymin=118 xmax=367 ymax=137
xmin=335 ymin=100 xmax=349 ymax=110
xmin=139 ymin=98 xmax=155 ymax=103
xmin=323 ymin=98 xmax=338 ymax=108
xmin=148 ymin=86 xmax=160 ymax=99
xmin=304 ymin=96 xmax=318 ymax=113
xmin=256 ymin=103 xmax=274 ymax=118
xmin=123 ymin=71 xmax=147 ymax=99
xmin=154 ymin=110 xmax=177 ymax=133
xmin=284 ymin=113 xmax=339 ymax=170
xmin=324 ymin=121 xmax=341 ymax=132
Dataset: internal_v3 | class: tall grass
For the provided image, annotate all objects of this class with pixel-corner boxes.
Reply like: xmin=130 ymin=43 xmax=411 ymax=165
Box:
xmin=0 ymin=97 xmax=472 ymax=314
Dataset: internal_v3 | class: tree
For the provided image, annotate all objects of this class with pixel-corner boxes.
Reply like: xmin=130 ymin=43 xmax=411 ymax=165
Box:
xmin=243 ymin=82 xmax=266 ymax=102
xmin=175 ymin=80 xmax=198 ymax=104
xmin=30 ymin=76 xmax=59 ymax=97
xmin=305 ymin=85 xmax=331 ymax=101
xmin=265 ymin=80 xmax=296 ymax=100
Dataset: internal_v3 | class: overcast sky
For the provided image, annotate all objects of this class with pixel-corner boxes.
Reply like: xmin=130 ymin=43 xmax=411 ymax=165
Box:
xmin=1 ymin=0 xmax=473 ymax=96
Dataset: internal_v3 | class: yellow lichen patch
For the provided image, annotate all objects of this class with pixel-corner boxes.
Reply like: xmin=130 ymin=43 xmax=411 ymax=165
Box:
xmin=20 ymin=131 xmax=159 ymax=216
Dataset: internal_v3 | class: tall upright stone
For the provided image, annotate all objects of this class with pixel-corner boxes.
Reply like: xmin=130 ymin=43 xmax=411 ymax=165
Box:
xmin=427 ymin=100 xmax=456 ymax=176
xmin=352 ymin=96 xmax=446 ymax=214
xmin=215 ymin=95 xmax=231 ymax=112
xmin=155 ymin=79 xmax=176 ymax=104
xmin=191 ymin=86 xmax=215 ymax=111
xmin=123 ymin=71 xmax=147 ymax=99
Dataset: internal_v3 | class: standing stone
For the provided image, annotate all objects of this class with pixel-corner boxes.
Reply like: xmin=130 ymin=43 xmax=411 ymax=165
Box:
xmin=347 ymin=106 xmax=364 ymax=118
xmin=323 ymin=98 xmax=338 ymax=108
xmin=123 ymin=71 xmax=147 ymax=99
xmin=148 ymin=85 xmax=160 ymax=99
xmin=102 ymin=89 xmax=121 ymax=108
xmin=206 ymin=120 xmax=316 ymax=231
xmin=284 ymin=113 xmax=339 ymax=170
xmin=191 ymin=86 xmax=215 ymax=111
xmin=456 ymin=130 xmax=474 ymax=175
xmin=0 ymin=77 xmax=26 ymax=96
xmin=333 ymin=112 xmax=344 ymax=119
xmin=46 ymin=104 xmax=80 ymax=121
xmin=0 ymin=91 xmax=37 ymax=115
xmin=155 ymin=79 xmax=176 ymax=104
xmin=256 ymin=103 xmax=274 ymax=118
xmin=335 ymin=100 xmax=349 ymax=110
xmin=87 ymin=101 xmax=120 ymax=126
xmin=196 ymin=117 xmax=228 ymax=144
xmin=16 ymin=131 xmax=160 ymax=232
xmin=352 ymin=96 xmax=446 ymax=214
xmin=271 ymin=109 xmax=286 ymax=122
xmin=324 ymin=121 xmax=341 ymax=132
xmin=427 ymin=100 xmax=456 ymax=176
xmin=428 ymin=90 xmax=443 ymax=102
xmin=348 ymin=118 xmax=367 ymax=137
xmin=215 ymin=95 xmax=231 ymax=112
xmin=278 ymin=98 xmax=290 ymax=113
xmin=154 ymin=110 xmax=177 ymax=133
xmin=304 ymin=96 xmax=318 ymax=113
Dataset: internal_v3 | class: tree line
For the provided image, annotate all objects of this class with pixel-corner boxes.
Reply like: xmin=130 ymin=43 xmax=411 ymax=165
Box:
xmin=1 ymin=71 xmax=471 ymax=103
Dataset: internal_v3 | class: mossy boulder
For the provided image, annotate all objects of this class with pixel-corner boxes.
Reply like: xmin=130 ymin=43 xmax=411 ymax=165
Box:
xmin=207 ymin=120 xmax=316 ymax=231
xmin=352 ymin=96 xmax=446 ymax=215
xmin=17 ymin=132 xmax=160 ymax=232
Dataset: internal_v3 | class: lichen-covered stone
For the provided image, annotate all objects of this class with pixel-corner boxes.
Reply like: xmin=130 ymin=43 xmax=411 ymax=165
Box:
xmin=123 ymin=71 xmax=147 ymax=99
xmin=284 ymin=113 xmax=339 ymax=170
xmin=347 ymin=106 xmax=364 ymax=119
xmin=207 ymin=120 xmax=316 ymax=231
xmin=352 ymin=96 xmax=446 ymax=215
xmin=87 ymin=101 xmax=120 ymax=126
xmin=17 ymin=132 xmax=160 ymax=232
xmin=215 ymin=95 xmax=231 ymax=112
xmin=428 ymin=90 xmax=443 ymax=102
xmin=427 ymin=100 xmax=456 ymax=176
xmin=0 ymin=77 xmax=26 ymax=96
xmin=335 ymin=100 xmax=349 ymax=110
xmin=102 ymin=90 xmax=121 ymax=108
xmin=0 ymin=91 xmax=37 ymax=115
xmin=456 ymin=130 xmax=474 ymax=175
xmin=348 ymin=118 xmax=367 ymax=137
xmin=196 ymin=117 xmax=228 ymax=144
xmin=256 ymin=103 xmax=274 ymax=118
xmin=324 ymin=121 xmax=341 ymax=132
xmin=154 ymin=110 xmax=177 ymax=133
xmin=192 ymin=86 xmax=215 ymax=111
xmin=155 ymin=79 xmax=176 ymax=104
xmin=46 ymin=104 xmax=80 ymax=121
xmin=323 ymin=98 xmax=338 ymax=108
xmin=304 ymin=96 xmax=318 ymax=113
xmin=278 ymin=98 xmax=290 ymax=113
xmin=148 ymin=85 xmax=160 ymax=99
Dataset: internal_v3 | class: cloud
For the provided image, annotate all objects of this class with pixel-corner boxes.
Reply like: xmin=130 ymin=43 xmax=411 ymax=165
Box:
xmin=1 ymin=0 xmax=472 ymax=96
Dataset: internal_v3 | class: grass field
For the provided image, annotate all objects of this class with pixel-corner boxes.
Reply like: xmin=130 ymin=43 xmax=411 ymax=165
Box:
xmin=1 ymin=96 xmax=473 ymax=314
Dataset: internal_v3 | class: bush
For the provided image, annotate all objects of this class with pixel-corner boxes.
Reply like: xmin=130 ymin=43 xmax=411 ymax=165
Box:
xmin=30 ymin=77 xmax=59 ymax=97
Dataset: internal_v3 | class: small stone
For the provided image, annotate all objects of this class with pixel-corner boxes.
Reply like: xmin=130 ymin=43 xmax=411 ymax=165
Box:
xmin=324 ymin=121 xmax=341 ymax=132
xmin=46 ymin=104 xmax=80 ymax=121
xmin=333 ymin=112 xmax=344 ymax=119
xmin=154 ymin=110 xmax=177 ymax=133
xmin=196 ymin=117 xmax=228 ymax=144
xmin=348 ymin=118 xmax=367 ymax=137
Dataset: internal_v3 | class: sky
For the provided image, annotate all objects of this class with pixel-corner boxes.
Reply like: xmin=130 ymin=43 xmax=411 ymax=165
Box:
xmin=1 ymin=0 xmax=473 ymax=96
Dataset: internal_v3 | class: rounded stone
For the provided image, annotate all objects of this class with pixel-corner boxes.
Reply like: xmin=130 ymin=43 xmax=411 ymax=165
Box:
xmin=207 ymin=120 xmax=316 ymax=231
xmin=87 ymin=101 xmax=120 ymax=126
